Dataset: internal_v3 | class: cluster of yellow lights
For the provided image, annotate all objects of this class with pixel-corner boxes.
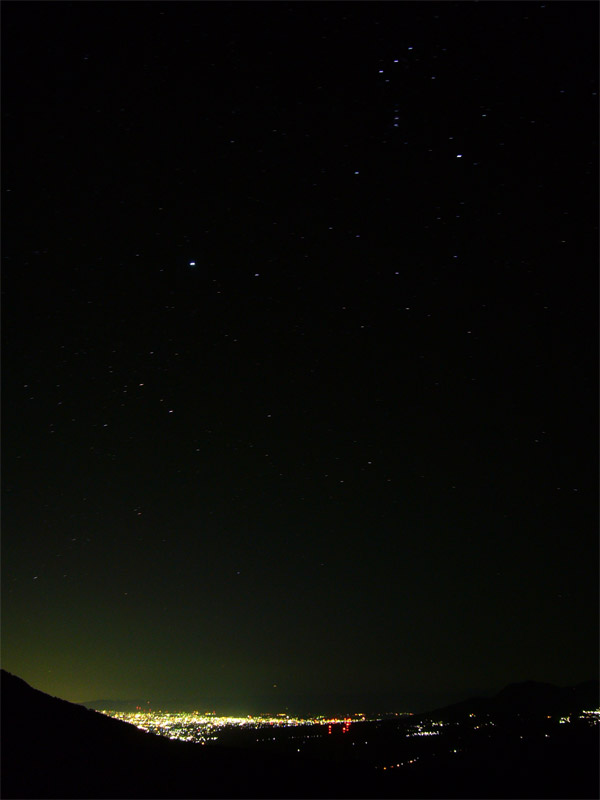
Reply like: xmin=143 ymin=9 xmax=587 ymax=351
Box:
xmin=403 ymin=719 xmax=448 ymax=738
xmin=558 ymin=710 xmax=600 ymax=725
xmin=376 ymin=708 xmax=600 ymax=773
xmin=100 ymin=706 xmax=600 ymax=750
xmin=101 ymin=710 xmax=368 ymax=743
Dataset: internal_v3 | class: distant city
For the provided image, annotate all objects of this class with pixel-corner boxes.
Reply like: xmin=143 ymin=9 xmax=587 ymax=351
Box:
xmin=100 ymin=707 xmax=600 ymax=768
xmin=101 ymin=709 xmax=409 ymax=744
xmin=3 ymin=670 xmax=598 ymax=799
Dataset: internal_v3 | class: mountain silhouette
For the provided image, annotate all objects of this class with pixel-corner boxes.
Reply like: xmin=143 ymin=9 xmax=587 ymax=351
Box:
xmin=413 ymin=678 xmax=599 ymax=724
xmin=493 ymin=679 xmax=599 ymax=714
xmin=2 ymin=670 xmax=598 ymax=799
xmin=0 ymin=670 xmax=373 ymax=799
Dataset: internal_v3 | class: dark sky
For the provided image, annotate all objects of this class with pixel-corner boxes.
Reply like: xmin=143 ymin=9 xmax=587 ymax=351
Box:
xmin=2 ymin=1 xmax=598 ymax=715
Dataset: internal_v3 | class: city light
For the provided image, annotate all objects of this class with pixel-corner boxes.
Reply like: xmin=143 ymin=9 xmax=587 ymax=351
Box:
xmin=94 ymin=703 xmax=600 ymax=777
xmin=100 ymin=710 xmax=370 ymax=744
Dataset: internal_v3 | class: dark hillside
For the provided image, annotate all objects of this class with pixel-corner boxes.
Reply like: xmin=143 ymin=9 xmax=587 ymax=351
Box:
xmin=414 ymin=679 xmax=600 ymax=724
xmin=0 ymin=670 xmax=372 ymax=798
xmin=2 ymin=671 xmax=598 ymax=799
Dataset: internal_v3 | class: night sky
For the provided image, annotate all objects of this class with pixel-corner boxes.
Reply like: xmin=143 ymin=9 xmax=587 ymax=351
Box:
xmin=2 ymin=1 xmax=598 ymax=716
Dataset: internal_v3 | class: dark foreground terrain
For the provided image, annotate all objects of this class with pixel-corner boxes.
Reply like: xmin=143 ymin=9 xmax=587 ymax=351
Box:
xmin=2 ymin=670 xmax=598 ymax=799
